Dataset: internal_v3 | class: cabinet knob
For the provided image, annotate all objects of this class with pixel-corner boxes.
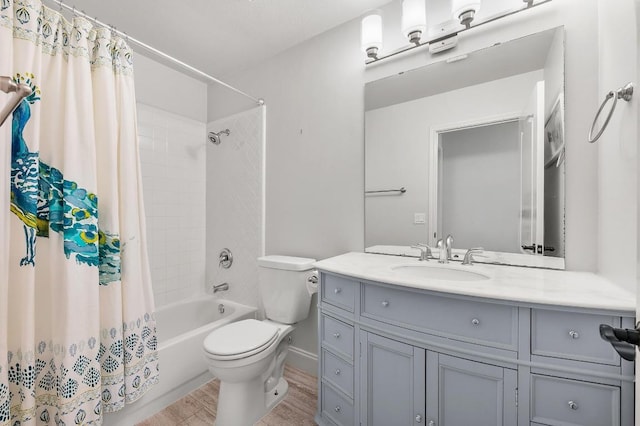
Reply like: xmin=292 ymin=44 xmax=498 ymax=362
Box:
xmin=334 ymin=405 xmax=342 ymax=413
xmin=415 ymin=414 xmax=422 ymax=423
xmin=428 ymin=421 xmax=436 ymax=426
xmin=381 ymin=300 xmax=390 ymax=307
xmin=471 ymin=318 xmax=480 ymax=326
xmin=334 ymin=368 xmax=341 ymax=375
xmin=568 ymin=400 xmax=579 ymax=410
xmin=334 ymin=288 xmax=342 ymax=294
xmin=568 ymin=330 xmax=580 ymax=339
xmin=333 ymin=332 xmax=341 ymax=339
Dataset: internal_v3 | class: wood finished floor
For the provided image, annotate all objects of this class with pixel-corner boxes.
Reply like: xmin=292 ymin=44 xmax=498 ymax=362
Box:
xmin=136 ymin=365 xmax=317 ymax=426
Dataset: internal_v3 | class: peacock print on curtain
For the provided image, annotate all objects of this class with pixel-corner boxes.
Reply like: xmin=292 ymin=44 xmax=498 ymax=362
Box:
xmin=0 ymin=0 xmax=158 ymax=424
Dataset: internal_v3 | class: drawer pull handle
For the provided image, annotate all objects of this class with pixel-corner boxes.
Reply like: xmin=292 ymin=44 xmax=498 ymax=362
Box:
xmin=415 ymin=414 xmax=422 ymax=423
xmin=471 ymin=318 xmax=480 ymax=326
xmin=568 ymin=330 xmax=580 ymax=339
xmin=334 ymin=405 xmax=342 ymax=413
xmin=333 ymin=332 xmax=341 ymax=339
xmin=568 ymin=400 xmax=579 ymax=410
xmin=381 ymin=300 xmax=390 ymax=307
xmin=334 ymin=288 xmax=342 ymax=294
xmin=335 ymin=368 xmax=341 ymax=375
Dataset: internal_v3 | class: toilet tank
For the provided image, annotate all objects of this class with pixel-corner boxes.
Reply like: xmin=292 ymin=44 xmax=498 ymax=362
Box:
xmin=258 ymin=255 xmax=317 ymax=324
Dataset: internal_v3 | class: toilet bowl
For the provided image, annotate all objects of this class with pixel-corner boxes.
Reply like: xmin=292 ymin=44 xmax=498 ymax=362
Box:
xmin=203 ymin=255 xmax=317 ymax=425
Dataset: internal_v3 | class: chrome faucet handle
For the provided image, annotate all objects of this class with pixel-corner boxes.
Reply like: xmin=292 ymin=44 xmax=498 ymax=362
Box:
xmin=462 ymin=247 xmax=484 ymax=265
xmin=445 ymin=234 xmax=454 ymax=260
xmin=411 ymin=245 xmax=431 ymax=261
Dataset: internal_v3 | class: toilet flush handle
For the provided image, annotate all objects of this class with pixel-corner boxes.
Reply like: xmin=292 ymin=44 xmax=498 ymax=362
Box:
xmin=306 ymin=270 xmax=319 ymax=295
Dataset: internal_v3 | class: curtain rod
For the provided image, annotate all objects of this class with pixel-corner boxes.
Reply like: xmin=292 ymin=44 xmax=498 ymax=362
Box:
xmin=44 ymin=0 xmax=264 ymax=106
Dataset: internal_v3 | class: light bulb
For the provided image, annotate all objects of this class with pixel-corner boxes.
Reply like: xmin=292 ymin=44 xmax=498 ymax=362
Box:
xmin=401 ymin=0 xmax=427 ymax=45
xmin=361 ymin=13 xmax=383 ymax=59
xmin=451 ymin=0 xmax=481 ymax=27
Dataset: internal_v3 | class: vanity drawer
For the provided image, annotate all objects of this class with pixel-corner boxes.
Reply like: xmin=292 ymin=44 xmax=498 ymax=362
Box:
xmin=321 ymin=383 xmax=354 ymax=426
xmin=321 ymin=314 xmax=354 ymax=359
xmin=322 ymin=274 xmax=357 ymax=312
xmin=322 ymin=349 xmax=354 ymax=397
xmin=362 ymin=283 xmax=517 ymax=349
xmin=530 ymin=374 xmax=620 ymax=426
xmin=531 ymin=309 xmax=621 ymax=365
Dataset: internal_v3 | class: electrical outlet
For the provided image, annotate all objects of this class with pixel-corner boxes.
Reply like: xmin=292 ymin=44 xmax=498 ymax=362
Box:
xmin=414 ymin=213 xmax=426 ymax=224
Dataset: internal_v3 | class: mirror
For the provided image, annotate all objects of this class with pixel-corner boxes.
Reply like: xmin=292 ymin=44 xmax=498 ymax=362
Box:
xmin=364 ymin=27 xmax=565 ymax=269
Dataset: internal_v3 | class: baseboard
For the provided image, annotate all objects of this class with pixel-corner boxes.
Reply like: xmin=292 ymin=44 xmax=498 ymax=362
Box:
xmin=286 ymin=345 xmax=318 ymax=376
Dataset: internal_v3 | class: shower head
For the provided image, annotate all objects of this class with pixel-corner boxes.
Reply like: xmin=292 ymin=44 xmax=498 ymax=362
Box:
xmin=208 ymin=128 xmax=231 ymax=145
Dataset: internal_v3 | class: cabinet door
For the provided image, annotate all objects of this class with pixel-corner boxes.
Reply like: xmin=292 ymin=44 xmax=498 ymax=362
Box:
xmin=426 ymin=353 xmax=517 ymax=426
xmin=360 ymin=332 xmax=426 ymax=426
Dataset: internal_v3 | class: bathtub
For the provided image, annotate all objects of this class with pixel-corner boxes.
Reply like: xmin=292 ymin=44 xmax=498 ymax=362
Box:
xmin=104 ymin=297 xmax=257 ymax=425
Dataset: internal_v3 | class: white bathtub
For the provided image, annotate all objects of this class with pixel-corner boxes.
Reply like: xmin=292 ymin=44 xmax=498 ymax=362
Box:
xmin=104 ymin=297 xmax=257 ymax=425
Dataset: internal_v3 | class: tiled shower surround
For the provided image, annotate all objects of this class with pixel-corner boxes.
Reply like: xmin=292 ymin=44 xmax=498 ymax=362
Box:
xmin=206 ymin=106 xmax=265 ymax=310
xmin=137 ymin=103 xmax=207 ymax=307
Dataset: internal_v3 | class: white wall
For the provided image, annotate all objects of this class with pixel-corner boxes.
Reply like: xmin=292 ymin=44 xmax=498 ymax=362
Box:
xmin=206 ymin=107 xmax=265 ymax=309
xmin=208 ymin=18 xmax=366 ymax=363
xmin=365 ymin=71 xmax=542 ymax=247
xmin=134 ymin=53 xmax=208 ymax=307
xmin=543 ymin=28 xmax=564 ymax=118
xmin=597 ymin=0 xmax=638 ymax=292
xmin=206 ymin=0 xmax=605 ymax=360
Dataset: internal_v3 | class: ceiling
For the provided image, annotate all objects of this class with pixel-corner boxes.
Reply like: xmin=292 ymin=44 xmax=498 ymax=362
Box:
xmin=50 ymin=0 xmax=393 ymax=80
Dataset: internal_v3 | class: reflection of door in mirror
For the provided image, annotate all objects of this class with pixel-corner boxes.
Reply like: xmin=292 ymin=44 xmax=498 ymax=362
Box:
xmin=438 ymin=121 xmax=522 ymax=253
xmin=519 ymin=81 xmax=545 ymax=256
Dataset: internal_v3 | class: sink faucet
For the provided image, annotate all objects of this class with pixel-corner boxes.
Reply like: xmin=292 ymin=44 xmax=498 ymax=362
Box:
xmin=436 ymin=239 xmax=446 ymax=263
xmin=213 ymin=282 xmax=229 ymax=293
xmin=411 ymin=243 xmax=432 ymax=261
xmin=462 ymin=248 xmax=484 ymax=265
xmin=445 ymin=234 xmax=454 ymax=261
xmin=437 ymin=235 xmax=454 ymax=263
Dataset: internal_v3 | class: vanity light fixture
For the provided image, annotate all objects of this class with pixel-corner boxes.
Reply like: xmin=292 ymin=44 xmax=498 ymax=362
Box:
xmin=361 ymin=12 xmax=383 ymax=59
xmin=363 ymin=0 xmax=552 ymax=65
xmin=401 ymin=0 xmax=427 ymax=45
xmin=451 ymin=0 xmax=481 ymax=28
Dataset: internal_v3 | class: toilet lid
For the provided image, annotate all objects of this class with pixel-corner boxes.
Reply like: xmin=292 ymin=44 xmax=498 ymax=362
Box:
xmin=203 ymin=319 xmax=279 ymax=359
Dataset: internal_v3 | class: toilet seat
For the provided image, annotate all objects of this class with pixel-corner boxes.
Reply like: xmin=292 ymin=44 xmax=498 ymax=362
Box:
xmin=203 ymin=319 xmax=280 ymax=361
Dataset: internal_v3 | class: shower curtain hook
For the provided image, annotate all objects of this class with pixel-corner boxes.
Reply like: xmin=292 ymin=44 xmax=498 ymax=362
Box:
xmin=58 ymin=0 xmax=63 ymax=13
xmin=72 ymin=5 xmax=76 ymax=17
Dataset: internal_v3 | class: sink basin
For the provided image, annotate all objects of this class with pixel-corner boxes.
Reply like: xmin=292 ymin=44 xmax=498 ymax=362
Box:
xmin=391 ymin=264 xmax=490 ymax=282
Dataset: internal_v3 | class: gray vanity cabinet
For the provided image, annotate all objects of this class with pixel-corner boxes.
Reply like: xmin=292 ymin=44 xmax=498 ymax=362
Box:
xmin=427 ymin=353 xmax=518 ymax=426
xmin=315 ymin=271 xmax=635 ymax=426
xmin=360 ymin=332 xmax=425 ymax=426
xmin=359 ymin=331 xmax=517 ymax=426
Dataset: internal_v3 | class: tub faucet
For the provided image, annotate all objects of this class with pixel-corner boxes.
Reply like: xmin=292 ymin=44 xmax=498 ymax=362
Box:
xmin=213 ymin=282 xmax=229 ymax=293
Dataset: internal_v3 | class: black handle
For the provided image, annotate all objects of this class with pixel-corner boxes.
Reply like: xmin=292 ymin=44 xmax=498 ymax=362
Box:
xmin=599 ymin=324 xmax=639 ymax=361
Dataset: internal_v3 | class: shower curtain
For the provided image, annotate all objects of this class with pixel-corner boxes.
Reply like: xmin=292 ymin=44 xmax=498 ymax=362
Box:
xmin=0 ymin=1 xmax=158 ymax=424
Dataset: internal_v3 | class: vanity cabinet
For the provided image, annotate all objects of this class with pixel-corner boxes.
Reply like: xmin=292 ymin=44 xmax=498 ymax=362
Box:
xmin=315 ymin=271 xmax=635 ymax=426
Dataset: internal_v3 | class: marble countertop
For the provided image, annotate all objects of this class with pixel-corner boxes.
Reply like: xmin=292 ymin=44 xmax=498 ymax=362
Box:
xmin=314 ymin=252 xmax=636 ymax=314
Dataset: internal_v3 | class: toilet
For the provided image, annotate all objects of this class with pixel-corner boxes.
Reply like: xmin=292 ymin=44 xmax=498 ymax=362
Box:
xmin=203 ymin=255 xmax=317 ymax=425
